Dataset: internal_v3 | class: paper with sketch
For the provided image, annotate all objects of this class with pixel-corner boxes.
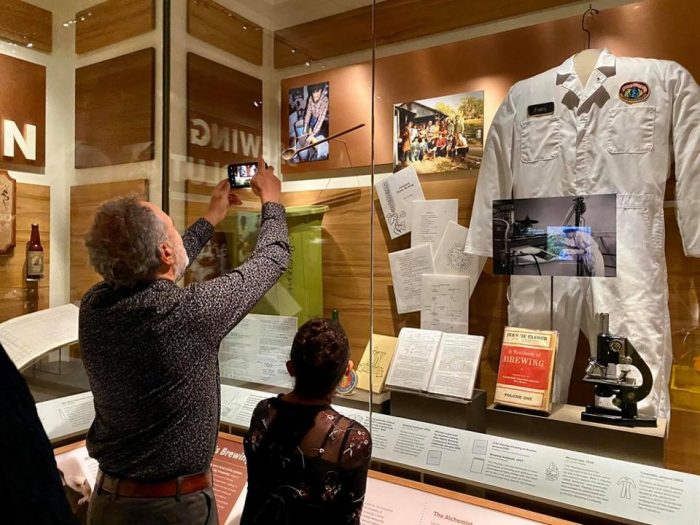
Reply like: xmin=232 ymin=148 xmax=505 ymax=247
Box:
xmin=389 ymin=244 xmax=435 ymax=314
xmin=0 ymin=304 xmax=79 ymax=370
xmin=411 ymin=199 xmax=458 ymax=251
xmin=386 ymin=328 xmax=443 ymax=392
xmin=420 ymin=274 xmax=469 ymax=334
xmin=219 ymin=314 xmax=297 ymax=388
xmin=356 ymin=334 xmax=399 ymax=394
xmin=434 ymin=221 xmax=485 ymax=296
xmin=375 ymin=165 xmax=425 ymax=239
xmin=427 ymin=333 xmax=484 ymax=400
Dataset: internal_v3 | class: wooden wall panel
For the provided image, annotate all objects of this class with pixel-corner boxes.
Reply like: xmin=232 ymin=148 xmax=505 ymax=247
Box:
xmin=0 ymin=0 xmax=52 ymax=53
xmin=274 ymin=0 xmax=579 ymax=68
xmin=70 ymin=179 xmax=149 ymax=302
xmin=187 ymin=53 xmax=263 ymax=167
xmin=187 ymin=0 xmax=263 ymax=65
xmin=0 ymin=53 xmax=46 ymax=173
xmin=0 ymin=183 xmax=49 ymax=322
xmin=75 ymin=47 xmax=155 ymax=169
xmin=75 ymin=0 xmax=155 ymax=55
xmin=283 ymin=0 xmax=700 ymax=177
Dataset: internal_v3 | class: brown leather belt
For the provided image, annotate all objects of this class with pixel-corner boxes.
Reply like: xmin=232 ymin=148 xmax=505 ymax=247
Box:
xmin=96 ymin=469 xmax=212 ymax=498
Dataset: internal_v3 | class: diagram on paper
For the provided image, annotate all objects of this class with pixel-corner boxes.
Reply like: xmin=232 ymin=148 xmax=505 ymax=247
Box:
xmin=472 ymin=438 xmax=488 ymax=455
xmin=617 ymin=477 xmax=636 ymax=499
xmin=545 ymin=462 xmax=560 ymax=481
xmin=426 ymin=450 xmax=443 ymax=466
xmin=420 ymin=276 xmax=469 ymax=334
xmin=444 ymin=241 xmax=476 ymax=274
xmin=470 ymin=457 xmax=485 ymax=474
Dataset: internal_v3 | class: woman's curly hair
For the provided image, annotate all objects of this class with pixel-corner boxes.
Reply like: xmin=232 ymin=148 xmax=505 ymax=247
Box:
xmin=290 ymin=318 xmax=349 ymax=398
xmin=85 ymin=195 xmax=167 ymax=289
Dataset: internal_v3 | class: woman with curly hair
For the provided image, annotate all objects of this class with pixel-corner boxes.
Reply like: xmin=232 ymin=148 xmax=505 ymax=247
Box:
xmin=241 ymin=318 xmax=372 ymax=525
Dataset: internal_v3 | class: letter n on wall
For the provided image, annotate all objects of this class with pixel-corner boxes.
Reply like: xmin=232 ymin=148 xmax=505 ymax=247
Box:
xmin=0 ymin=54 xmax=46 ymax=174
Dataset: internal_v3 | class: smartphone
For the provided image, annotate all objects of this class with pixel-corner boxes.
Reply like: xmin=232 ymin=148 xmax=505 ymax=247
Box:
xmin=227 ymin=162 xmax=258 ymax=188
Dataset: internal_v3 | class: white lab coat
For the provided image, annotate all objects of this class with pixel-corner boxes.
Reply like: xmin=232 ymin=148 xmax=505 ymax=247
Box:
xmin=465 ymin=49 xmax=700 ymax=418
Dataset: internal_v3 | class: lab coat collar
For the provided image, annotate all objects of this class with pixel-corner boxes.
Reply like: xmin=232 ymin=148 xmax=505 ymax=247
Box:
xmin=556 ymin=48 xmax=617 ymax=103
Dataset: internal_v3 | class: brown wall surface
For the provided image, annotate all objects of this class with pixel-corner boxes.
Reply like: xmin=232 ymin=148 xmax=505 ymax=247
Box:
xmin=75 ymin=48 xmax=155 ymax=169
xmin=0 ymin=183 xmax=49 ymax=322
xmin=282 ymin=0 xmax=700 ymax=176
xmin=0 ymin=54 xmax=46 ymax=173
xmin=187 ymin=53 xmax=263 ymax=167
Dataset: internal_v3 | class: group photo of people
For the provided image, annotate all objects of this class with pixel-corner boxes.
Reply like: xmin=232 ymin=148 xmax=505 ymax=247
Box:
xmin=393 ymin=91 xmax=484 ymax=173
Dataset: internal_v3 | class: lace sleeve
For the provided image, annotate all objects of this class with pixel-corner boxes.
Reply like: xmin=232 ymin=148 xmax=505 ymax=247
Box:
xmin=243 ymin=399 xmax=275 ymax=457
xmin=338 ymin=423 xmax=372 ymax=524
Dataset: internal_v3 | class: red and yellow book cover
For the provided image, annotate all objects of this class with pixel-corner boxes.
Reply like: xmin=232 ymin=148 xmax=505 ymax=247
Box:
xmin=494 ymin=326 xmax=559 ymax=413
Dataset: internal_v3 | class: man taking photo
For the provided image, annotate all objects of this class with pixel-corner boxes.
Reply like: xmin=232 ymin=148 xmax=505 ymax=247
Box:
xmin=80 ymin=159 xmax=288 ymax=524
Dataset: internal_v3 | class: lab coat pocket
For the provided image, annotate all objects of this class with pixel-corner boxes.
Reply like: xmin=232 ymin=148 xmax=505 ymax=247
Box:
xmin=520 ymin=116 xmax=560 ymax=163
xmin=618 ymin=194 xmax=664 ymax=267
xmin=607 ymin=106 xmax=655 ymax=154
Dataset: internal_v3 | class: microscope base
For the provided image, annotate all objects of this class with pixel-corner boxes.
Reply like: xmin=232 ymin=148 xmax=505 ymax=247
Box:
xmin=582 ymin=405 xmax=657 ymax=427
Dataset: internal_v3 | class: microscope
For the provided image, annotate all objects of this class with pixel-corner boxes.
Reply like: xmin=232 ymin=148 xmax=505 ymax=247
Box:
xmin=581 ymin=313 xmax=657 ymax=427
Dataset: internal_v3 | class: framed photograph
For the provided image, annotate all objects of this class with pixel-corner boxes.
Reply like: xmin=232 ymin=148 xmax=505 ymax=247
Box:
xmin=492 ymin=194 xmax=617 ymax=277
xmin=393 ymin=91 xmax=484 ymax=173
xmin=287 ymin=81 xmax=330 ymax=163
xmin=0 ymin=170 xmax=17 ymax=254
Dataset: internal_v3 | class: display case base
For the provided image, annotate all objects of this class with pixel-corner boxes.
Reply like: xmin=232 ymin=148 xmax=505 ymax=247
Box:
xmin=487 ymin=403 xmax=667 ymax=466
xmin=334 ymin=388 xmax=391 ymax=413
xmin=390 ymin=389 xmax=486 ymax=432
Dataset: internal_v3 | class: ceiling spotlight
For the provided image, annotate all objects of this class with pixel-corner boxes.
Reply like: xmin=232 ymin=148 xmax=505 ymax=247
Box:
xmin=242 ymin=25 xmax=248 ymax=30
xmin=305 ymin=61 xmax=311 ymax=67
xmin=63 ymin=22 xmax=69 ymax=27
xmin=291 ymin=49 xmax=296 ymax=54
xmin=26 ymin=42 xmax=33 ymax=48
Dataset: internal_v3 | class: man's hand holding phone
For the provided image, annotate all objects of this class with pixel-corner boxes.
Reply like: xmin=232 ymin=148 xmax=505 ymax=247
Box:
xmin=251 ymin=157 xmax=281 ymax=205
xmin=204 ymin=179 xmax=242 ymax=226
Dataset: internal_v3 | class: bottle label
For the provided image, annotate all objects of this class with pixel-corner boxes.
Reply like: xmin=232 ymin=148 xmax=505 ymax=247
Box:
xmin=27 ymin=250 xmax=44 ymax=277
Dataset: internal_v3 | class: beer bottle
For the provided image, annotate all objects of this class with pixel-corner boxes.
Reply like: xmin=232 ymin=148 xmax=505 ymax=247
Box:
xmin=26 ymin=223 xmax=44 ymax=280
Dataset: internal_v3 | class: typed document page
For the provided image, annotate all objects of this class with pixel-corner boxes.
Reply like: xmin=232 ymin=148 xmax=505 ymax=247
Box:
xmin=386 ymin=328 xmax=442 ymax=392
xmin=389 ymin=244 xmax=435 ymax=314
xmin=427 ymin=333 xmax=484 ymax=400
xmin=410 ymin=199 xmax=459 ymax=251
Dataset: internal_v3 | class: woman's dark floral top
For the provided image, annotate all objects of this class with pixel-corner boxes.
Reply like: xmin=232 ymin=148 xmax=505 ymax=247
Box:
xmin=241 ymin=395 xmax=372 ymax=525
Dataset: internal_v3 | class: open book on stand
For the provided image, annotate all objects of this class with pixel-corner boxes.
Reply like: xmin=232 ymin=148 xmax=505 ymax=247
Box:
xmin=385 ymin=327 xmax=484 ymax=401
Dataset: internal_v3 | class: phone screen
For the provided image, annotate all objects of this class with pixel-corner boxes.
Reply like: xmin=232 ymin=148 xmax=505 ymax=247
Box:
xmin=227 ymin=163 xmax=258 ymax=188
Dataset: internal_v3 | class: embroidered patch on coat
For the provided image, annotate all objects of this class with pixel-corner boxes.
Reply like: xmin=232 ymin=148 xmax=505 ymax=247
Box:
xmin=619 ymin=82 xmax=650 ymax=104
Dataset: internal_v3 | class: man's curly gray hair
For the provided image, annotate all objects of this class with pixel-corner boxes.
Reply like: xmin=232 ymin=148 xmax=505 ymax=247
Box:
xmin=85 ymin=195 xmax=168 ymax=288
